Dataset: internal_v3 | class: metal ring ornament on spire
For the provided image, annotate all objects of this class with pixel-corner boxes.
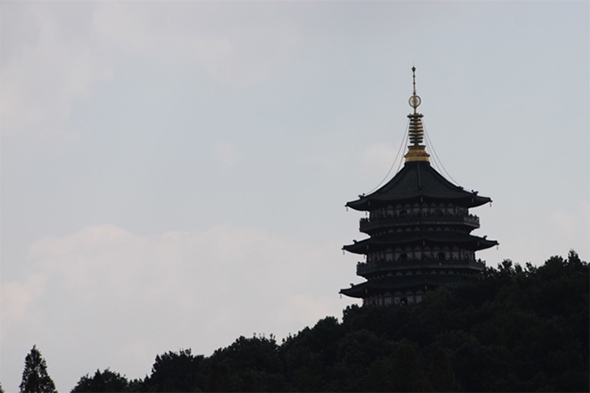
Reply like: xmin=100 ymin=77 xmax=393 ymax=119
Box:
xmin=409 ymin=94 xmax=421 ymax=109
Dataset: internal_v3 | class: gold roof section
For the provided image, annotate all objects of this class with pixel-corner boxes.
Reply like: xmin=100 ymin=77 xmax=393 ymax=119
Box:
xmin=404 ymin=66 xmax=430 ymax=163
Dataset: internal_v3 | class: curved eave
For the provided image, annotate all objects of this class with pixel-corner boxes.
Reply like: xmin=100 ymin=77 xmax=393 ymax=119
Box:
xmin=347 ymin=194 xmax=491 ymax=211
xmin=340 ymin=274 xmax=473 ymax=298
xmin=343 ymin=234 xmax=498 ymax=254
xmin=345 ymin=161 xmax=492 ymax=211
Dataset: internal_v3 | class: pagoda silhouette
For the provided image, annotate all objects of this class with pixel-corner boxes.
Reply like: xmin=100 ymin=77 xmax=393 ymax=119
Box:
xmin=340 ymin=67 xmax=498 ymax=306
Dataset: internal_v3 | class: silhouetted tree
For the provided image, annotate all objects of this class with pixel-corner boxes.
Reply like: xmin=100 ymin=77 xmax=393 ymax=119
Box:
xmin=428 ymin=347 xmax=460 ymax=391
xmin=364 ymin=358 xmax=393 ymax=391
xmin=391 ymin=342 xmax=431 ymax=392
xmin=19 ymin=346 xmax=57 ymax=393
xmin=144 ymin=349 xmax=203 ymax=392
xmin=71 ymin=369 xmax=129 ymax=393
xmin=207 ymin=363 xmax=229 ymax=392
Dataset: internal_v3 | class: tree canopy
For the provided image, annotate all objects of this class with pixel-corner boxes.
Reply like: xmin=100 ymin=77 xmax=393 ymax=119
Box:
xmin=19 ymin=346 xmax=57 ymax=393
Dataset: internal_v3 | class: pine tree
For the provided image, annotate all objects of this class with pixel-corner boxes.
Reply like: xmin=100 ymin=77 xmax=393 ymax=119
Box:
xmin=19 ymin=345 xmax=57 ymax=393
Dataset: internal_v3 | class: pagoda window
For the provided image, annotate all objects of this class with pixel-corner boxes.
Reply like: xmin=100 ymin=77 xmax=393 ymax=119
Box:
xmin=384 ymin=292 xmax=392 ymax=305
xmin=398 ymin=253 xmax=408 ymax=262
xmin=438 ymin=252 xmax=446 ymax=261
xmin=385 ymin=250 xmax=393 ymax=262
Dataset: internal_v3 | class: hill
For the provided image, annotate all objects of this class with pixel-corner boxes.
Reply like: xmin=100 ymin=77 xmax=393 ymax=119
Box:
xmin=66 ymin=251 xmax=588 ymax=392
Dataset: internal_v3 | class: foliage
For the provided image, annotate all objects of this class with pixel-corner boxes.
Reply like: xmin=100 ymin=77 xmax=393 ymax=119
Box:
xmin=144 ymin=349 xmax=204 ymax=392
xmin=70 ymin=369 xmax=132 ymax=393
xmin=19 ymin=346 xmax=57 ymax=393
xmin=68 ymin=251 xmax=588 ymax=392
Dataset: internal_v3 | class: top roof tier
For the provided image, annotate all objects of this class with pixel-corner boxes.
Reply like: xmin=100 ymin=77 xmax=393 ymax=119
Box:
xmin=346 ymin=67 xmax=492 ymax=211
xmin=346 ymin=161 xmax=492 ymax=210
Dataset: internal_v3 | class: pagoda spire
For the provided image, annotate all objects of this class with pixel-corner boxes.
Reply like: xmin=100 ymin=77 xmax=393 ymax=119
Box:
xmin=404 ymin=66 xmax=430 ymax=163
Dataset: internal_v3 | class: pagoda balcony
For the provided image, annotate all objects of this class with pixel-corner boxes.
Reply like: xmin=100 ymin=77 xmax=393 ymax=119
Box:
xmin=356 ymin=258 xmax=486 ymax=276
xmin=359 ymin=214 xmax=480 ymax=232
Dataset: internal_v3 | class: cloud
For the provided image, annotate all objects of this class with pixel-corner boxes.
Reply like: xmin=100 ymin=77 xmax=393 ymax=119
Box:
xmin=2 ymin=224 xmax=355 ymax=390
xmin=0 ymin=273 xmax=47 ymax=322
xmin=359 ymin=142 xmax=400 ymax=174
xmin=1 ymin=3 xmax=114 ymax=145
xmin=301 ymin=151 xmax=347 ymax=172
xmin=1 ymin=2 xmax=304 ymax=145
xmin=91 ymin=2 xmax=304 ymax=87
xmin=548 ymin=201 xmax=590 ymax=256
xmin=211 ymin=143 xmax=241 ymax=172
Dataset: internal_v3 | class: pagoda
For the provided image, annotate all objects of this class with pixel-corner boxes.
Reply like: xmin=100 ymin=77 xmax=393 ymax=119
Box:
xmin=340 ymin=67 xmax=498 ymax=306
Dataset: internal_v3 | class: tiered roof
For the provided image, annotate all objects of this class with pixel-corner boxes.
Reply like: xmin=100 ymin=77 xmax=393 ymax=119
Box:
xmin=343 ymin=231 xmax=497 ymax=254
xmin=340 ymin=274 xmax=468 ymax=298
xmin=346 ymin=161 xmax=491 ymax=210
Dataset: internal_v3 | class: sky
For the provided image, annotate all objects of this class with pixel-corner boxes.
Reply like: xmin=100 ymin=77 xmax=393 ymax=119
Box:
xmin=1 ymin=1 xmax=588 ymax=391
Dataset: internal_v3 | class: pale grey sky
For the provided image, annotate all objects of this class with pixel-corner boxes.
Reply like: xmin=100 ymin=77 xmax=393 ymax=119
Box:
xmin=1 ymin=1 xmax=588 ymax=391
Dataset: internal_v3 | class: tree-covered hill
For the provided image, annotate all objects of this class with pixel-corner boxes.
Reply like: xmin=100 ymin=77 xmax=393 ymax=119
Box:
xmin=66 ymin=251 xmax=588 ymax=392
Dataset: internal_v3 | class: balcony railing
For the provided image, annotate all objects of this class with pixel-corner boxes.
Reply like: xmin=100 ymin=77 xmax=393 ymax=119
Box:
xmin=359 ymin=214 xmax=480 ymax=232
xmin=356 ymin=258 xmax=486 ymax=276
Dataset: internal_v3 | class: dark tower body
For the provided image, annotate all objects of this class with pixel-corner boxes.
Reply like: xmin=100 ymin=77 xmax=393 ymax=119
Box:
xmin=340 ymin=68 xmax=498 ymax=306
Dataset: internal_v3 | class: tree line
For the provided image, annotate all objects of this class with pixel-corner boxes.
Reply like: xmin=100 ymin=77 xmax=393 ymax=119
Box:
xmin=14 ymin=251 xmax=589 ymax=392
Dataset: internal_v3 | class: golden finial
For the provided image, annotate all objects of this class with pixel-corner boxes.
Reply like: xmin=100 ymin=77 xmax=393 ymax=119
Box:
xmin=404 ymin=66 xmax=430 ymax=163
